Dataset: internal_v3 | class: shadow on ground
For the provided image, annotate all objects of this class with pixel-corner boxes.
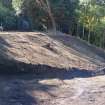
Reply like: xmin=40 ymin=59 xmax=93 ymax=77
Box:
xmin=0 ymin=62 xmax=105 ymax=105
xmin=0 ymin=35 xmax=105 ymax=105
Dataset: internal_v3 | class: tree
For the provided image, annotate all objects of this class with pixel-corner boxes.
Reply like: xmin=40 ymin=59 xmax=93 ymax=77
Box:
xmin=12 ymin=0 xmax=24 ymax=15
xmin=78 ymin=0 xmax=105 ymax=44
xmin=36 ymin=0 xmax=56 ymax=35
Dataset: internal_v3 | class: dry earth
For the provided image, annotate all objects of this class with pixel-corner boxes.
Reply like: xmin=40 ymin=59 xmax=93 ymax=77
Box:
xmin=0 ymin=75 xmax=105 ymax=105
xmin=0 ymin=32 xmax=104 ymax=105
xmin=0 ymin=31 xmax=105 ymax=70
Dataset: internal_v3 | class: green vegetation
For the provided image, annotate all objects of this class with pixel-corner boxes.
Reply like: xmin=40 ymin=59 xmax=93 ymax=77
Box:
xmin=77 ymin=0 xmax=105 ymax=47
xmin=0 ymin=0 xmax=17 ymax=30
xmin=0 ymin=0 xmax=105 ymax=48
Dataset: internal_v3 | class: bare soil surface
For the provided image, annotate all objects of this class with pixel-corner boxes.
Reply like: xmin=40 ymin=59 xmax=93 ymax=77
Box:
xmin=0 ymin=32 xmax=105 ymax=70
xmin=0 ymin=74 xmax=105 ymax=105
xmin=0 ymin=32 xmax=105 ymax=105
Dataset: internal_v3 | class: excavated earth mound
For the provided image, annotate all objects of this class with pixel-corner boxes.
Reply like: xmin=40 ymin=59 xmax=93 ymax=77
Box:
xmin=0 ymin=32 xmax=105 ymax=72
xmin=0 ymin=32 xmax=105 ymax=105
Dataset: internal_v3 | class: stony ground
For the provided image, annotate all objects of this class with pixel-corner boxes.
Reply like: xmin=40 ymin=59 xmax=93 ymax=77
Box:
xmin=0 ymin=74 xmax=105 ymax=105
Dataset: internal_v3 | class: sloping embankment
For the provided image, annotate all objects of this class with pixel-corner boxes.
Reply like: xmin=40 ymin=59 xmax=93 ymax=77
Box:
xmin=0 ymin=32 xmax=104 ymax=73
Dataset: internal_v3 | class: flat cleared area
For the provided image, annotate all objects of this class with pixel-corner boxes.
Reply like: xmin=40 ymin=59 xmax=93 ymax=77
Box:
xmin=0 ymin=75 xmax=105 ymax=105
xmin=0 ymin=32 xmax=105 ymax=105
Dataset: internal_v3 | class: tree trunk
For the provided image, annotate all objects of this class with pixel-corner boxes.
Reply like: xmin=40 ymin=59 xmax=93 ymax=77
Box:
xmin=76 ymin=23 xmax=79 ymax=38
xmin=88 ymin=28 xmax=91 ymax=43
xmin=36 ymin=0 xmax=56 ymax=35
xmin=45 ymin=0 xmax=56 ymax=35
xmin=101 ymin=32 xmax=105 ymax=48
xmin=83 ymin=25 xmax=85 ymax=39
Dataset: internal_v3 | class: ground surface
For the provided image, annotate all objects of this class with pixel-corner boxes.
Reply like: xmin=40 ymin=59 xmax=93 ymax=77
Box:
xmin=0 ymin=32 xmax=105 ymax=70
xmin=0 ymin=74 xmax=105 ymax=105
xmin=0 ymin=32 xmax=105 ymax=105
